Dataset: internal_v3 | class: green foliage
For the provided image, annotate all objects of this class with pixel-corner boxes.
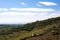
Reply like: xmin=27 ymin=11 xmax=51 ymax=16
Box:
xmin=0 ymin=17 xmax=60 ymax=40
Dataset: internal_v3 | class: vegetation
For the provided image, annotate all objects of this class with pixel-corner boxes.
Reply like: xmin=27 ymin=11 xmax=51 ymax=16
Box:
xmin=0 ymin=17 xmax=60 ymax=40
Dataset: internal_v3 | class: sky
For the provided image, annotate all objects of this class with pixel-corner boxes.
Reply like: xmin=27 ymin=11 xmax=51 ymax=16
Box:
xmin=0 ymin=0 xmax=60 ymax=24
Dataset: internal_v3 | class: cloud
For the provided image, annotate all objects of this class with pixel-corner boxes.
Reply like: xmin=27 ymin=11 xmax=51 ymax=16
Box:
xmin=0 ymin=8 xmax=60 ymax=24
xmin=48 ymin=13 xmax=60 ymax=17
xmin=0 ymin=8 xmax=8 ymax=11
xmin=36 ymin=3 xmax=42 ymax=6
xmin=20 ymin=2 xmax=27 ymax=5
xmin=0 ymin=12 xmax=60 ymax=24
xmin=0 ymin=8 xmax=55 ymax=13
xmin=0 ymin=12 xmax=36 ymax=16
xmin=0 ymin=11 xmax=37 ymax=24
xmin=38 ymin=2 xmax=57 ymax=6
xmin=9 ymin=8 xmax=55 ymax=13
xmin=0 ymin=8 xmax=55 ymax=12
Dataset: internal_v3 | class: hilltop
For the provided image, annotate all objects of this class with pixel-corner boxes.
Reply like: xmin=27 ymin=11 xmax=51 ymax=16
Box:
xmin=0 ymin=17 xmax=60 ymax=40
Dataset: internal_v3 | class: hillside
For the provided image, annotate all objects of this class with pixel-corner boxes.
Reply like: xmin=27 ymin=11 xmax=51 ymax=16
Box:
xmin=0 ymin=17 xmax=60 ymax=40
xmin=22 ymin=22 xmax=60 ymax=40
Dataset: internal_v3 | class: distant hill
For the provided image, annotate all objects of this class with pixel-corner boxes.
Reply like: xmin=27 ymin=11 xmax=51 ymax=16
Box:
xmin=0 ymin=17 xmax=60 ymax=40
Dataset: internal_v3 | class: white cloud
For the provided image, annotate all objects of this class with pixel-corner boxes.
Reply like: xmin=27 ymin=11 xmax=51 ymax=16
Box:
xmin=0 ymin=8 xmax=55 ymax=13
xmin=0 ymin=12 xmax=37 ymax=24
xmin=0 ymin=8 xmax=60 ymax=24
xmin=9 ymin=8 xmax=55 ymax=13
xmin=0 ymin=11 xmax=37 ymax=24
xmin=49 ymin=13 xmax=60 ymax=17
xmin=0 ymin=8 xmax=8 ymax=11
xmin=36 ymin=3 xmax=42 ymax=6
xmin=20 ymin=2 xmax=27 ymax=5
xmin=38 ymin=2 xmax=57 ymax=6
xmin=0 ymin=12 xmax=36 ymax=16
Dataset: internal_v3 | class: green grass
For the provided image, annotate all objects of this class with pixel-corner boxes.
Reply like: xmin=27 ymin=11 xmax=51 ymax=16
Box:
xmin=12 ymin=24 xmax=54 ymax=40
xmin=0 ymin=24 xmax=54 ymax=40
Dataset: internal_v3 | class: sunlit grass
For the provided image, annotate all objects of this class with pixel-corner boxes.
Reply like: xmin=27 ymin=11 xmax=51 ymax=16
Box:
xmin=12 ymin=24 xmax=54 ymax=40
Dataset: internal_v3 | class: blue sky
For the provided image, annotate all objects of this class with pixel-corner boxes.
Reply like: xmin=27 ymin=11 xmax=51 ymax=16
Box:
xmin=0 ymin=0 xmax=60 ymax=24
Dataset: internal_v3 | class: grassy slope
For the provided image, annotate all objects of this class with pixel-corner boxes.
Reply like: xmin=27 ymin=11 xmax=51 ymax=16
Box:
xmin=0 ymin=17 xmax=60 ymax=40
xmin=1 ymin=24 xmax=53 ymax=40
